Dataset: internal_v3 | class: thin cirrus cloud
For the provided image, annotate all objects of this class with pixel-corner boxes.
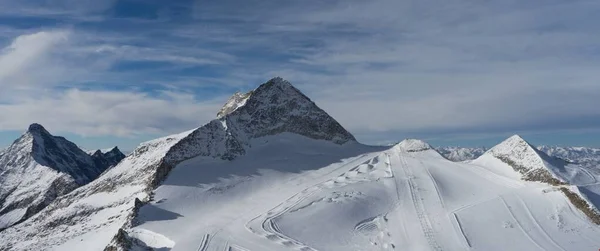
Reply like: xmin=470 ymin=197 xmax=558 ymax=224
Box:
xmin=0 ymin=0 xmax=599 ymax=149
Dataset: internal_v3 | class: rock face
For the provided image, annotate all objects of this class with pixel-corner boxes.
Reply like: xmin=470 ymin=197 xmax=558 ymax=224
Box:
xmin=0 ymin=77 xmax=357 ymax=251
xmin=216 ymin=91 xmax=252 ymax=118
xmin=0 ymin=124 xmax=111 ymax=230
xmin=91 ymin=147 xmax=126 ymax=171
xmin=221 ymin=77 xmax=355 ymax=144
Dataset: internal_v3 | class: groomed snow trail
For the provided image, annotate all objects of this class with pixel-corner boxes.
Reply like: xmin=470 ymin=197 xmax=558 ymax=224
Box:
xmin=397 ymin=151 xmax=443 ymax=251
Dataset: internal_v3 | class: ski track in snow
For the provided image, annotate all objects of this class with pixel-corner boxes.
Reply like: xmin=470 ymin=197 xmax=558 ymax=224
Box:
xmin=514 ymin=196 xmax=566 ymax=251
xmin=197 ymin=234 xmax=210 ymax=251
xmin=398 ymin=151 xmax=444 ymax=251
xmin=499 ymin=196 xmax=545 ymax=251
xmin=244 ymin=153 xmax=383 ymax=251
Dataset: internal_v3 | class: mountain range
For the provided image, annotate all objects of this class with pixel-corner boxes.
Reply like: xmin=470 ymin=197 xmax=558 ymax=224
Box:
xmin=438 ymin=145 xmax=600 ymax=166
xmin=0 ymin=77 xmax=599 ymax=251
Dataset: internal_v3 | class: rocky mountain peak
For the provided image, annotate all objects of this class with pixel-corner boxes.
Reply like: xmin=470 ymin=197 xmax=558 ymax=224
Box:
xmin=223 ymin=77 xmax=356 ymax=145
xmin=0 ymin=124 xmax=114 ymax=230
xmin=26 ymin=123 xmax=50 ymax=135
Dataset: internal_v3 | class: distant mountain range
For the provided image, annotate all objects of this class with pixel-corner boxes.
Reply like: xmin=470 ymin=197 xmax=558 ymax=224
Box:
xmin=438 ymin=145 xmax=600 ymax=165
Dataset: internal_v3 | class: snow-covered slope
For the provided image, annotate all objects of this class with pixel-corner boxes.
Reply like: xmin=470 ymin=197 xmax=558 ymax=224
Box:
xmin=0 ymin=124 xmax=110 ymax=230
xmin=436 ymin=146 xmax=486 ymax=162
xmin=129 ymin=136 xmax=600 ymax=251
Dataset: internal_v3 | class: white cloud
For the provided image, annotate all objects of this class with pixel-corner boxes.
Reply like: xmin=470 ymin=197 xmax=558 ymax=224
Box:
xmin=0 ymin=30 xmax=69 ymax=89
xmin=0 ymin=89 xmax=224 ymax=136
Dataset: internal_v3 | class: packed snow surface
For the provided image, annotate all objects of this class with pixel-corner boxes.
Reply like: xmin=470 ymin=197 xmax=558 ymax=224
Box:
xmin=132 ymin=134 xmax=600 ymax=251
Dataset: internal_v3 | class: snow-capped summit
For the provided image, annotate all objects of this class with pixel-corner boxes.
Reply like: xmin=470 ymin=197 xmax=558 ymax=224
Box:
xmin=0 ymin=123 xmax=112 ymax=230
xmin=476 ymin=135 xmax=567 ymax=185
xmin=394 ymin=139 xmax=433 ymax=152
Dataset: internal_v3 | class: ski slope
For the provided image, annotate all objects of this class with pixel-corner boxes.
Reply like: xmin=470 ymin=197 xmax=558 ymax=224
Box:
xmin=132 ymin=135 xmax=600 ymax=251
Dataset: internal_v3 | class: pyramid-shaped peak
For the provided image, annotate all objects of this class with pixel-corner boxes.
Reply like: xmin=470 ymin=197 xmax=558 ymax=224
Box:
xmin=489 ymin=134 xmax=535 ymax=154
xmin=395 ymin=139 xmax=433 ymax=152
xmin=27 ymin=123 xmax=50 ymax=135
xmin=505 ymin=134 xmax=528 ymax=143
xmin=92 ymin=149 xmax=103 ymax=156
xmin=213 ymin=77 xmax=355 ymax=145
xmin=264 ymin=76 xmax=292 ymax=87
xmin=217 ymin=77 xmax=312 ymax=119
xmin=481 ymin=134 xmax=567 ymax=185
xmin=252 ymin=77 xmax=305 ymax=98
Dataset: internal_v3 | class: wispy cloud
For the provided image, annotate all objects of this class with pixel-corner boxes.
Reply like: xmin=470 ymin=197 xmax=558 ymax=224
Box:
xmin=0 ymin=0 xmax=599 ymax=147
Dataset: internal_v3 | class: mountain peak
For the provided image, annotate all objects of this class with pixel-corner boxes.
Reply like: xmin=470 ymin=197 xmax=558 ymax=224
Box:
xmin=262 ymin=76 xmax=293 ymax=88
xmin=106 ymin=146 xmax=122 ymax=154
xmin=27 ymin=123 xmax=50 ymax=135
xmin=482 ymin=134 xmax=566 ymax=185
xmin=489 ymin=134 xmax=535 ymax=155
xmin=394 ymin=139 xmax=433 ymax=152
xmin=253 ymin=77 xmax=304 ymax=97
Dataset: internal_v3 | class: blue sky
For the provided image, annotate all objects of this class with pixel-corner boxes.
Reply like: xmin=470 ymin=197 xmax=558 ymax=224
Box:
xmin=1 ymin=0 xmax=600 ymax=151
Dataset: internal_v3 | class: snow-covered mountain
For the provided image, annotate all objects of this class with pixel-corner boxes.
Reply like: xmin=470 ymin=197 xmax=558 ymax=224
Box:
xmin=473 ymin=135 xmax=569 ymax=185
xmin=0 ymin=124 xmax=115 ymax=230
xmin=0 ymin=77 xmax=357 ymax=250
xmin=438 ymin=144 xmax=600 ymax=166
xmin=1 ymin=78 xmax=599 ymax=251
xmin=436 ymin=146 xmax=487 ymax=161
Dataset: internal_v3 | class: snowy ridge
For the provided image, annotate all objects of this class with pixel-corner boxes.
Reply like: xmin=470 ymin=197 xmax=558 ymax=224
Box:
xmin=0 ymin=124 xmax=110 ymax=231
